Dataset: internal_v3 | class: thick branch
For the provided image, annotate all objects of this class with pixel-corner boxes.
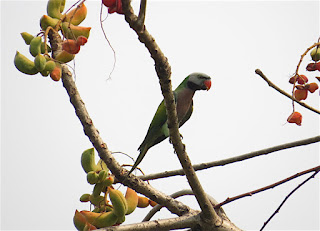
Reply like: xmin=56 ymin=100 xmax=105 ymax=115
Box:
xmin=139 ymin=135 xmax=320 ymax=181
xmin=121 ymin=0 xmax=219 ymax=224
xmin=48 ymin=30 xmax=189 ymax=217
xmin=255 ymin=69 xmax=320 ymax=115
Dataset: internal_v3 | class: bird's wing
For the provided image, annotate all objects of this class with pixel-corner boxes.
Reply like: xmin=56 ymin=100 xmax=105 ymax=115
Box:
xmin=179 ymin=100 xmax=193 ymax=127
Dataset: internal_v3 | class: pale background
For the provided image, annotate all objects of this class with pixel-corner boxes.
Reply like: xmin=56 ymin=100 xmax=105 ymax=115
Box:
xmin=1 ymin=0 xmax=319 ymax=230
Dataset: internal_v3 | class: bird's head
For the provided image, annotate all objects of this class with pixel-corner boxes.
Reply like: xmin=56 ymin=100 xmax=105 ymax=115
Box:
xmin=187 ymin=72 xmax=211 ymax=91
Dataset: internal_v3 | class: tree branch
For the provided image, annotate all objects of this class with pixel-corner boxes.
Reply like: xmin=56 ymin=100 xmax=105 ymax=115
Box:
xmin=215 ymin=165 xmax=320 ymax=209
xmin=121 ymin=0 xmax=220 ymax=225
xmin=139 ymin=135 xmax=320 ymax=181
xmin=48 ymin=29 xmax=190 ymax=217
xmin=255 ymin=69 xmax=320 ymax=115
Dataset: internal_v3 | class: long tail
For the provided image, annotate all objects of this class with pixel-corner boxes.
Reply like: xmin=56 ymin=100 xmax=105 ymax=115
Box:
xmin=128 ymin=147 xmax=149 ymax=175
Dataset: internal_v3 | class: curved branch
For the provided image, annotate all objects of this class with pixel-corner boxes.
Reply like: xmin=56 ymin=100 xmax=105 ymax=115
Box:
xmin=139 ymin=135 xmax=320 ymax=181
xmin=48 ymin=30 xmax=190 ymax=217
xmin=121 ymin=0 xmax=219 ymax=224
xmin=255 ymin=69 xmax=320 ymax=115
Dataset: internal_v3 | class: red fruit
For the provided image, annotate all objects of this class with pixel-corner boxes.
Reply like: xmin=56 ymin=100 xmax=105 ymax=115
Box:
xmin=50 ymin=65 xmax=62 ymax=81
xmin=102 ymin=0 xmax=116 ymax=7
xmin=76 ymin=36 xmax=88 ymax=46
xmin=287 ymin=111 xmax=302 ymax=126
xmin=297 ymin=75 xmax=308 ymax=84
xmin=306 ymin=62 xmax=320 ymax=71
xmin=62 ymin=39 xmax=80 ymax=54
xmin=307 ymin=82 xmax=319 ymax=93
xmin=289 ymin=76 xmax=296 ymax=84
xmin=294 ymin=89 xmax=308 ymax=100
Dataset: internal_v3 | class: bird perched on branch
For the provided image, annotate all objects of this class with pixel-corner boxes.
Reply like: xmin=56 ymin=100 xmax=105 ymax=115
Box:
xmin=128 ymin=72 xmax=211 ymax=175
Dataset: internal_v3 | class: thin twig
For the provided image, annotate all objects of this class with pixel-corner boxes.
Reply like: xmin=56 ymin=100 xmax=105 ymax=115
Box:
xmin=255 ymin=69 xmax=320 ymax=115
xmin=214 ymin=165 xmax=320 ymax=209
xmin=260 ymin=170 xmax=320 ymax=231
xmin=139 ymin=135 xmax=320 ymax=181
xmin=121 ymin=0 xmax=219 ymax=224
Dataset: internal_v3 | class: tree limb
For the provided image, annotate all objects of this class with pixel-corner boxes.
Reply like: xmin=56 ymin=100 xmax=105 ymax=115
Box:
xmin=121 ymin=0 xmax=219 ymax=225
xmin=48 ymin=29 xmax=190 ymax=217
xmin=139 ymin=135 xmax=320 ymax=181
xmin=255 ymin=69 xmax=320 ymax=115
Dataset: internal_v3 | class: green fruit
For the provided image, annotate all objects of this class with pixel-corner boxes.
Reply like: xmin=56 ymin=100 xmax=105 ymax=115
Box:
xmin=40 ymin=15 xmax=60 ymax=30
xmin=14 ymin=51 xmax=38 ymax=75
xmin=92 ymin=182 xmax=105 ymax=198
xmin=311 ymin=46 xmax=320 ymax=62
xmin=108 ymin=188 xmax=128 ymax=218
xmin=34 ymin=54 xmax=47 ymax=71
xmin=54 ymin=50 xmax=75 ymax=63
xmin=93 ymin=211 xmax=118 ymax=228
xmin=80 ymin=193 xmax=91 ymax=202
xmin=96 ymin=159 xmax=108 ymax=171
xmin=20 ymin=32 xmax=34 ymax=45
xmin=98 ymin=170 xmax=108 ymax=183
xmin=87 ymin=171 xmax=99 ymax=185
xmin=81 ymin=148 xmax=98 ymax=173
xmin=47 ymin=0 xmax=65 ymax=19
xmin=90 ymin=195 xmax=104 ymax=207
xmin=29 ymin=37 xmax=42 ymax=57
xmin=43 ymin=60 xmax=56 ymax=72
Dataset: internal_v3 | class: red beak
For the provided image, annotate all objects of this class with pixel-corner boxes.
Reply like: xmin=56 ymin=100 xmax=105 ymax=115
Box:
xmin=204 ymin=80 xmax=211 ymax=90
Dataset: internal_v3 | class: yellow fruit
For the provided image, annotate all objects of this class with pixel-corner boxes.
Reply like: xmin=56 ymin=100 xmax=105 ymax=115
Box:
xmin=55 ymin=50 xmax=75 ymax=63
xmin=137 ymin=196 xmax=149 ymax=208
xmin=47 ymin=0 xmax=65 ymax=19
xmin=81 ymin=148 xmax=98 ymax=173
xmin=29 ymin=36 xmax=42 ymax=57
xmin=34 ymin=54 xmax=47 ymax=71
xmin=14 ymin=51 xmax=38 ymax=75
xmin=64 ymin=3 xmax=87 ymax=26
xmin=61 ymin=22 xmax=91 ymax=40
xmin=82 ymin=211 xmax=118 ymax=228
xmin=40 ymin=15 xmax=60 ymax=30
xmin=125 ymin=188 xmax=138 ymax=215
xmin=108 ymin=187 xmax=128 ymax=218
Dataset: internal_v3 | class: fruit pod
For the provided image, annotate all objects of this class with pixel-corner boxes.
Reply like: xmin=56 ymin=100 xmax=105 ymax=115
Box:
xmin=34 ymin=54 xmax=47 ymax=71
xmin=90 ymin=195 xmax=105 ymax=207
xmin=92 ymin=182 xmax=105 ymax=198
xmin=149 ymin=200 xmax=158 ymax=207
xmin=96 ymin=159 xmax=108 ymax=171
xmin=310 ymin=46 xmax=320 ymax=62
xmin=137 ymin=196 xmax=149 ymax=208
xmin=98 ymin=170 xmax=108 ymax=183
xmin=108 ymin=187 xmax=128 ymax=218
xmin=81 ymin=211 xmax=118 ymax=228
xmin=125 ymin=187 xmax=138 ymax=215
xmin=55 ymin=50 xmax=75 ymax=63
xmin=287 ymin=111 xmax=302 ymax=126
xmin=50 ymin=63 xmax=62 ymax=81
xmin=14 ymin=51 xmax=39 ymax=75
xmin=29 ymin=37 xmax=42 ymax=57
xmin=43 ymin=60 xmax=56 ymax=72
xmin=20 ymin=32 xmax=34 ymax=45
xmin=61 ymin=22 xmax=91 ymax=40
xmin=40 ymin=15 xmax=60 ymax=30
xmin=62 ymin=39 xmax=80 ymax=54
xmin=81 ymin=148 xmax=98 ymax=173
xmin=64 ymin=3 xmax=87 ymax=26
xmin=80 ymin=193 xmax=91 ymax=202
xmin=47 ymin=0 xmax=65 ymax=19
xmin=87 ymin=171 xmax=99 ymax=185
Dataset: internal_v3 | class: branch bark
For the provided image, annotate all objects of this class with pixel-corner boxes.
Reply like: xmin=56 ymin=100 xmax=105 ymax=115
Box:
xmin=139 ymin=135 xmax=320 ymax=181
xmin=255 ymin=69 xmax=320 ymax=115
xmin=121 ymin=0 xmax=219 ymax=225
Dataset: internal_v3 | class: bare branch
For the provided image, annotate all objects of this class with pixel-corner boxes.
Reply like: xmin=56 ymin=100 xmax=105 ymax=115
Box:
xmin=121 ymin=0 xmax=219 ymax=224
xmin=255 ymin=69 xmax=320 ymax=115
xmin=215 ymin=165 xmax=320 ymax=209
xmin=260 ymin=169 xmax=320 ymax=231
xmin=140 ymin=135 xmax=320 ymax=181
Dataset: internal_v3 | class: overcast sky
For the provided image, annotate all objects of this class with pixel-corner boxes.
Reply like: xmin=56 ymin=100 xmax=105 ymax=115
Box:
xmin=1 ymin=0 xmax=319 ymax=230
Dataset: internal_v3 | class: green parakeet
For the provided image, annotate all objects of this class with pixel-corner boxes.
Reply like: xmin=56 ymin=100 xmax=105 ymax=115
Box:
xmin=128 ymin=73 xmax=211 ymax=174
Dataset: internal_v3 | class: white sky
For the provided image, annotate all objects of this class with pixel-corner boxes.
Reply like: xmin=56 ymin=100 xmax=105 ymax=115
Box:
xmin=1 ymin=0 xmax=319 ymax=230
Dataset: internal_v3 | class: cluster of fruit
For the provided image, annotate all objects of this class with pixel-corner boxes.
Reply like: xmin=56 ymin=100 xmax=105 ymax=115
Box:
xmin=287 ymin=45 xmax=320 ymax=126
xmin=14 ymin=0 xmax=90 ymax=81
xmin=102 ymin=0 xmax=124 ymax=14
xmin=74 ymin=148 xmax=156 ymax=230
